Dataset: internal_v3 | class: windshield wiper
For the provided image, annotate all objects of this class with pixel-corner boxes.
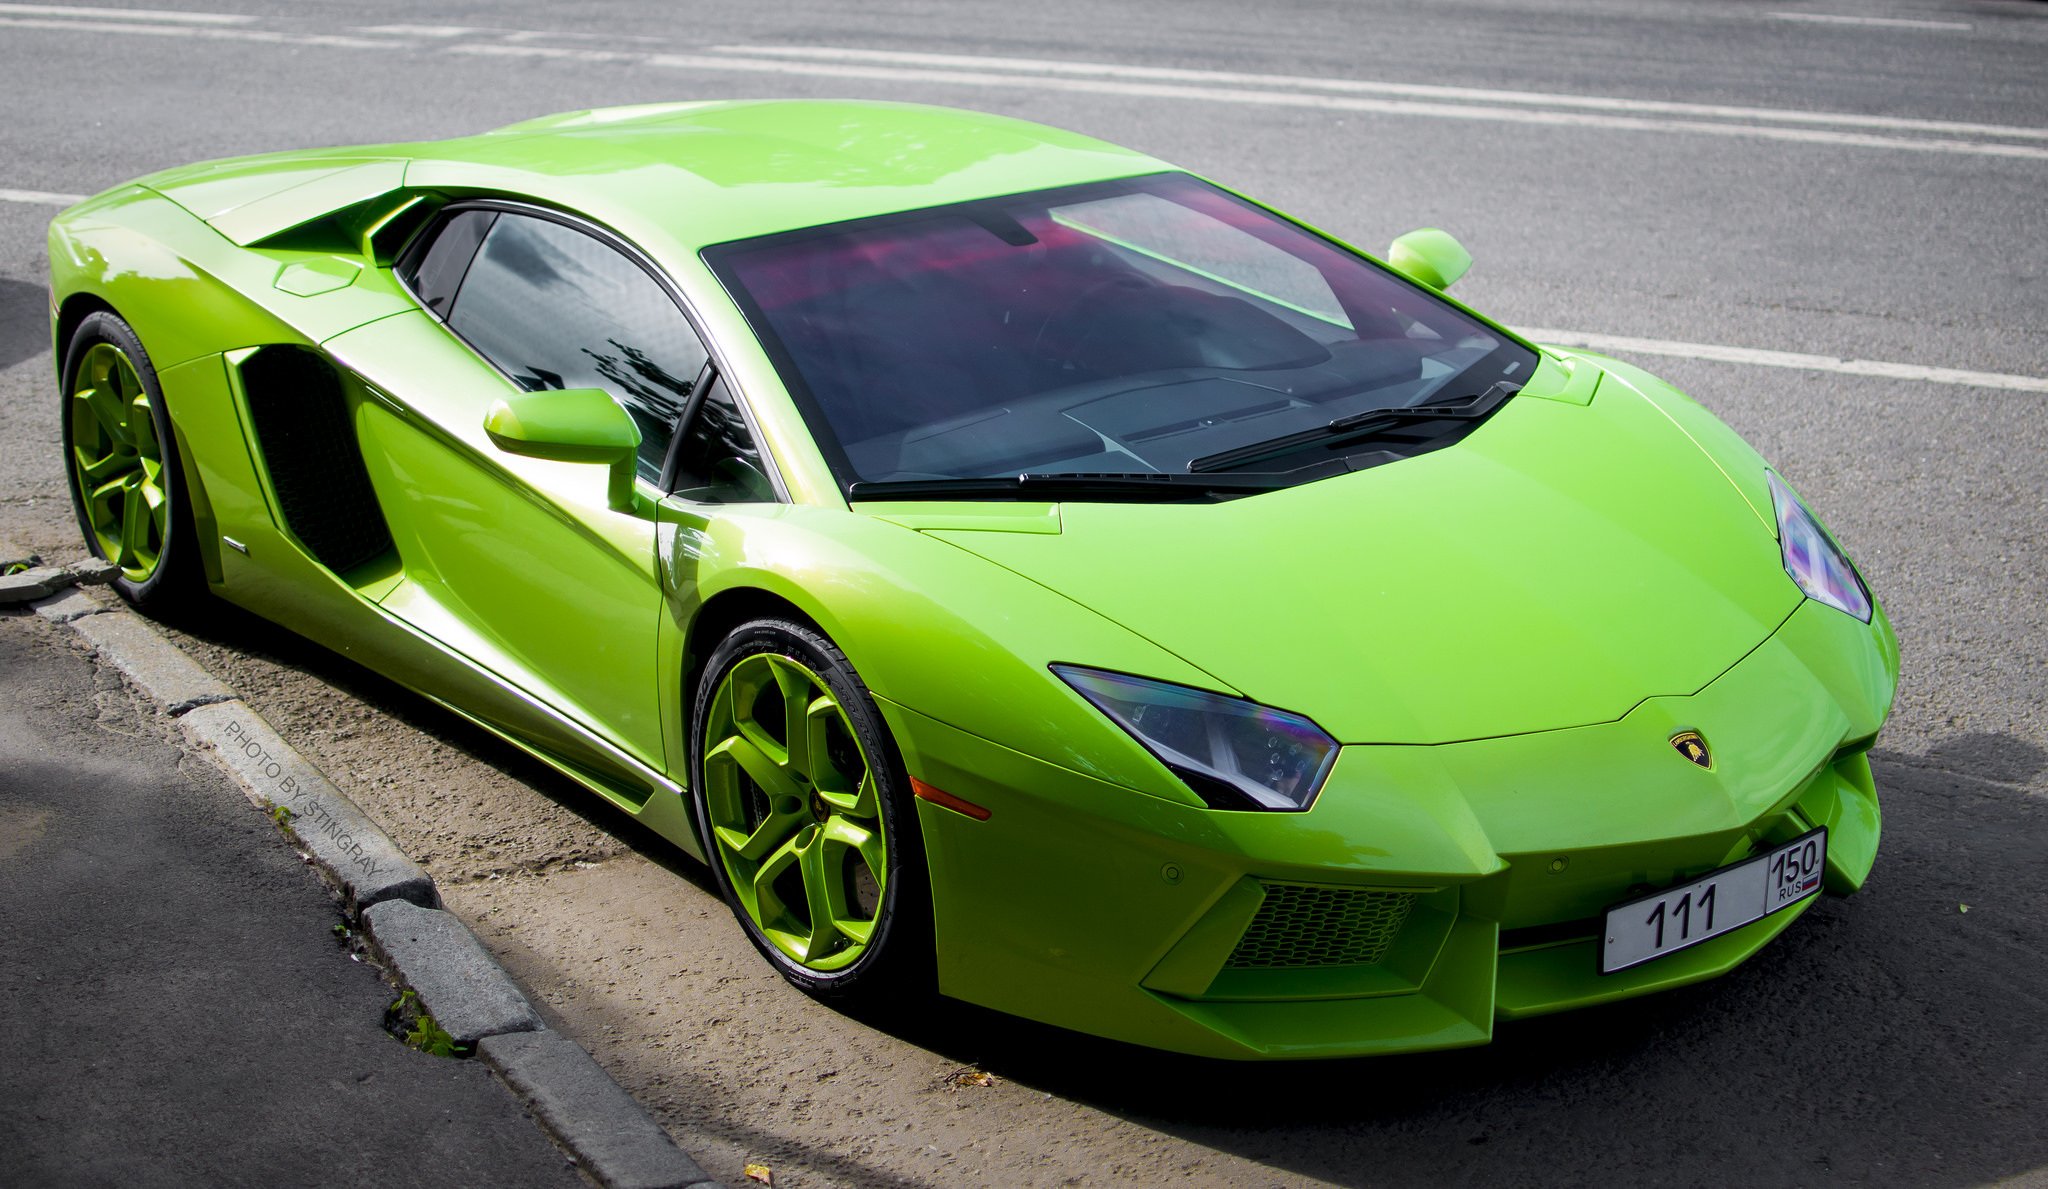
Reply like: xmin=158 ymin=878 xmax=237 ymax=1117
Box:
xmin=1187 ymin=380 xmax=1521 ymax=474
xmin=847 ymin=470 xmax=1318 ymax=503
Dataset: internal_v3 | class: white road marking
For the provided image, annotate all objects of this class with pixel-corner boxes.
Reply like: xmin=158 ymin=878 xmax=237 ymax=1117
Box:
xmin=354 ymin=23 xmax=481 ymax=38
xmin=3 ymin=12 xmax=2040 ymax=157
xmin=0 ymin=187 xmax=86 ymax=205
xmin=0 ymin=2 xmax=251 ymax=23
xmin=711 ymin=44 xmax=2048 ymax=144
xmin=0 ymin=14 xmax=391 ymax=47
xmin=458 ymin=46 xmax=2048 ymax=162
xmin=1769 ymin=12 xmax=1972 ymax=31
xmin=1522 ymin=328 xmax=2048 ymax=394
xmin=349 ymin=25 xmax=663 ymax=44
xmin=501 ymin=29 xmax=667 ymax=45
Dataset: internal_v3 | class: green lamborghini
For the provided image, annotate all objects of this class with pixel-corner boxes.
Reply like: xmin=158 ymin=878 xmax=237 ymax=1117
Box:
xmin=48 ymin=99 xmax=1896 ymax=1059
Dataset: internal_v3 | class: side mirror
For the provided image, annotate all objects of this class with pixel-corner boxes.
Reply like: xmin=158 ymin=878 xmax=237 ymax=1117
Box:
xmin=1385 ymin=228 xmax=1472 ymax=291
xmin=484 ymin=387 xmax=641 ymax=509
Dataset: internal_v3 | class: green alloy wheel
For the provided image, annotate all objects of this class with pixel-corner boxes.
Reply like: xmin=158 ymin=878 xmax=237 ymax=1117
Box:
xmin=692 ymin=619 xmax=928 ymax=999
xmin=61 ymin=312 xmax=194 ymax=607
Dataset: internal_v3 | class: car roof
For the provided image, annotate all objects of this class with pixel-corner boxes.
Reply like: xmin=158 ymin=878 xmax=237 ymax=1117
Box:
xmin=139 ymin=100 xmax=1171 ymax=258
xmin=422 ymin=100 xmax=1169 ymax=249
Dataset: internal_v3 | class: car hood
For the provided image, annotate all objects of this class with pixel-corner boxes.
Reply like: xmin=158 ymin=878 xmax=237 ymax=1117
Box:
xmin=915 ymin=371 xmax=1800 ymax=744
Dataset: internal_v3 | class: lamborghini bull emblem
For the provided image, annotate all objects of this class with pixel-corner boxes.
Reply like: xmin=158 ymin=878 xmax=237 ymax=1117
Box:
xmin=1671 ymin=731 xmax=1713 ymax=769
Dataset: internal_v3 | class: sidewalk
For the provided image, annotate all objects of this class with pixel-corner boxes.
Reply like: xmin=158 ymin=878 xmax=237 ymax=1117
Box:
xmin=0 ymin=609 xmax=583 ymax=1187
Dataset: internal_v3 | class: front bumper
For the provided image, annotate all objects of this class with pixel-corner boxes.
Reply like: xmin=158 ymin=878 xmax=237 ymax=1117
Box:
xmin=883 ymin=597 xmax=1898 ymax=1060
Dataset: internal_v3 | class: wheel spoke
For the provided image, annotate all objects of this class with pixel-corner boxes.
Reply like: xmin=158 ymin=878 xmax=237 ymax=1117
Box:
xmin=704 ymin=697 xmax=809 ymax=866
xmin=78 ymin=476 xmax=121 ymax=547
xmin=707 ymin=733 xmax=801 ymax=803
xmin=78 ymin=446 xmax=129 ymax=483
xmin=764 ymin=656 xmax=818 ymax=783
xmin=726 ymin=657 xmax=798 ymax=775
xmin=747 ymin=830 xmax=806 ymax=933
xmin=127 ymin=393 xmax=160 ymax=462
xmin=808 ymin=698 xmax=876 ymax=817
xmin=834 ymin=914 xmax=874 ymax=946
xmin=116 ymin=482 xmax=147 ymax=568
xmin=732 ymin=718 xmax=788 ymax=771
xmin=828 ymin=815 xmax=884 ymax=887
xmin=78 ymin=384 xmax=130 ymax=447
xmin=820 ymin=767 xmax=879 ymax=821
xmin=90 ymin=474 xmax=129 ymax=503
xmin=795 ymin=830 xmax=841 ymax=962
xmin=806 ymin=697 xmax=845 ymax=793
xmin=85 ymin=346 xmax=119 ymax=395
xmin=819 ymin=816 xmax=883 ymax=944
xmin=142 ymin=481 xmax=168 ymax=554
xmin=712 ymin=793 xmax=804 ymax=863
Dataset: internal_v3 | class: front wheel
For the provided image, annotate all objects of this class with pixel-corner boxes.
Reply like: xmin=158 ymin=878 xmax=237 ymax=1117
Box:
xmin=60 ymin=310 xmax=201 ymax=609
xmin=689 ymin=618 xmax=932 ymax=1003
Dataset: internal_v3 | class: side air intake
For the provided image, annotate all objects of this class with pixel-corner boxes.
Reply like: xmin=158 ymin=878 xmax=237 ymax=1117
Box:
xmin=238 ymin=346 xmax=394 ymax=575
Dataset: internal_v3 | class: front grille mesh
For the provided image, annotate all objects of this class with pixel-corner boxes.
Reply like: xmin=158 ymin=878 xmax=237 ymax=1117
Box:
xmin=1226 ymin=884 xmax=1417 ymax=969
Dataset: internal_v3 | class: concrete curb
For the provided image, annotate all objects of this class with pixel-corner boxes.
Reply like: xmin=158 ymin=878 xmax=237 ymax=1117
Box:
xmin=0 ymin=566 xmax=72 ymax=603
xmin=34 ymin=590 xmax=723 ymax=1189
xmin=33 ymin=586 xmax=112 ymax=623
xmin=69 ymin=610 xmax=236 ymax=713
xmin=181 ymin=702 xmax=438 ymax=912
xmin=362 ymin=899 xmax=545 ymax=1045
xmin=3 ymin=556 xmax=122 ymax=605
xmin=482 ymin=1032 xmax=722 ymax=1189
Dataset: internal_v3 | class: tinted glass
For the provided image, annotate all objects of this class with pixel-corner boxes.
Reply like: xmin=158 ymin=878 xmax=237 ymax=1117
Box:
xmin=669 ymin=372 xmax=775 ymax=503
xmin=706 ymin=173 xmax=1534 ymax=491
xmin=450 ymin=213 xmax=707 ymax=484
xmin=401 ymin=209 xmax=495 ymax=317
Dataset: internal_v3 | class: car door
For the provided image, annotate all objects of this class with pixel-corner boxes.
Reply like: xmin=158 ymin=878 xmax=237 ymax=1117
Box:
xmin=326 ymin=204 xmax=710 ymax=794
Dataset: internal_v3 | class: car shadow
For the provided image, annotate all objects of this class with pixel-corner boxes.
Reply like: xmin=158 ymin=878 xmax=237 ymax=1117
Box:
xmin=145 ymin=596 xmax=720 ymax=897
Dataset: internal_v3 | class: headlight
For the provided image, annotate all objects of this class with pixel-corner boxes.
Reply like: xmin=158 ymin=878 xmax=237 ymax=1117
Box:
xmin=1768 ymin=471 xmax=1871 ymax=622
xmin=1052 ymin=665 xmax=1337 ymax=811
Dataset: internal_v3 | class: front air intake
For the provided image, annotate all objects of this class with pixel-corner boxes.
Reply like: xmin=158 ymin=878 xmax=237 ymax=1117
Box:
xmin=1226 ymin=883 xmax=1417 ymax=969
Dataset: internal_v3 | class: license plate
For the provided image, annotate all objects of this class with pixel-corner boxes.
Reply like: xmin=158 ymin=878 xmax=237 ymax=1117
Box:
xmin=1600 ymin=828 xmax=1827 ymax=974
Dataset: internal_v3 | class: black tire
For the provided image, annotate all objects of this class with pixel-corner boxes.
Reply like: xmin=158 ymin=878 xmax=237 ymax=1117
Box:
xmin=59 ymin=310 xmax=202 ymax=611
xmin=689 ymin=617 xmax=933 ymax=1005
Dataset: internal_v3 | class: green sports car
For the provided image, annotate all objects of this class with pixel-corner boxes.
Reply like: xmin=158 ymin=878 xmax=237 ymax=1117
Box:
xmin=48 ymin=99 xmax=1896 ymax=1059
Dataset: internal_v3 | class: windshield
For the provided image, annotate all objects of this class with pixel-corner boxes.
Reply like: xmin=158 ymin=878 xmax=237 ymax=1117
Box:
xmin=704 ymin=172 xmax=1535 ymax=496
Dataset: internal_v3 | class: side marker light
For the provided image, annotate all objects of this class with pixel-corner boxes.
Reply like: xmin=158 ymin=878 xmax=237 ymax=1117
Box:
xmin=910 ymin=778 xmax=991 ymax=821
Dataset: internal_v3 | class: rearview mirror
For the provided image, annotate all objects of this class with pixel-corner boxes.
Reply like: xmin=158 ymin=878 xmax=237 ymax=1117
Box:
xmin=484 ymin=387 xmax=641 ymax=509
xmin=1385 ymin=228 xmax=1472 ymax=291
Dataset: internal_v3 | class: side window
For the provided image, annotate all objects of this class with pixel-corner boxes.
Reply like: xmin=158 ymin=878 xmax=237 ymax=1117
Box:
xmin=446 ymin=212 xmax=708 ymax=484
xmin=668 ymin=372 xmax=775 ymax=503
xmin=399 ymin=209 xmax=495 ymax=317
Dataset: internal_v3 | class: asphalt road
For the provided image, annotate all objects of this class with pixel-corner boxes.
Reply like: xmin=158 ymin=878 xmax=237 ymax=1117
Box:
xmin=1 ymin=2 xmax=2044 ymax=1186
xmin=0 ymin=612 xmax=582 ymax=1188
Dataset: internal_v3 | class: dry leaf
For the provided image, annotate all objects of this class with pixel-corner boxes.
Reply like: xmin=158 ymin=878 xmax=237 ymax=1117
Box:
xmin=743 ymin=1162 xmax=773 ymax=1185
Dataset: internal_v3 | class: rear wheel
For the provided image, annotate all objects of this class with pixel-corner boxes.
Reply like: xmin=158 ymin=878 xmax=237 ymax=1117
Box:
xmin=60 ymin=311 xmax=200 ymax=609
xmin=690 ymin=618 xmax=931 ymax=1002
